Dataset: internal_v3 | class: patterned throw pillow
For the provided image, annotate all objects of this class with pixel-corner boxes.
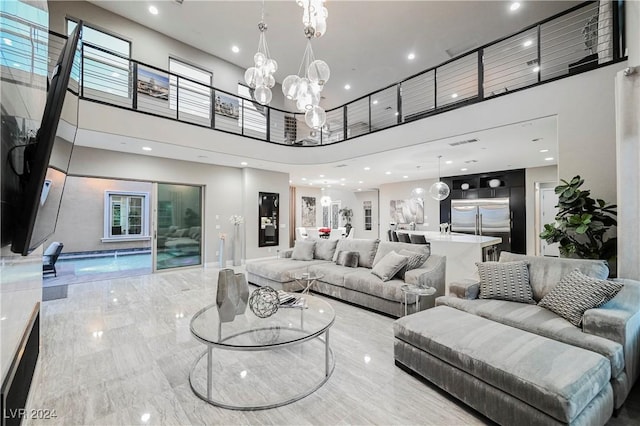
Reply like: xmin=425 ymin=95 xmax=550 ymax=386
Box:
xmin=539 ymin=269 xmax=624 ymax=327
xmin=477 ymin=260 xmax=535 ymax=304
xmin=291 ymin=240 xmax=316 ymax=261
xmin=335 ymin=251 xmax=359 ymax=268
xmin=395 ymin=249 xmax=430 ymax=279
xmin=371 ymin=251 xmax=409 ymax=282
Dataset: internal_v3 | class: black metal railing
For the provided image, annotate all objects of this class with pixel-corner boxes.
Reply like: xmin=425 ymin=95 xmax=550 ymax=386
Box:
xmin=1 ymin=1 xmax=626 ymax=147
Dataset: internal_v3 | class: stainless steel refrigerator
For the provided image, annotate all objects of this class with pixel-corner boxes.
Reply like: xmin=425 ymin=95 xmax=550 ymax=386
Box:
xmin=450 ymin=198 xmax=511 ymax=256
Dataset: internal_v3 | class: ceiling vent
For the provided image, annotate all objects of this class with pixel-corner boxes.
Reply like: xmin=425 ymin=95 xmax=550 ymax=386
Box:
xmin=448 ymin=138 xmax=479 ymax=147
xmin=174 ymin=0 xmax=184 ymax=4
xmin=335 ymin=164 xmax=348 ymax=168
xmin=464 ymin=159 xmax=478 ymax=164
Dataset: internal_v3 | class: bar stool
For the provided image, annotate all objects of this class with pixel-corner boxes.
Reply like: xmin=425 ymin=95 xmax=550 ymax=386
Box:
xmin=397 ymin=233 xmax=411 ymax=243
xmin=410 ymin=234 xmax=428 ymax=244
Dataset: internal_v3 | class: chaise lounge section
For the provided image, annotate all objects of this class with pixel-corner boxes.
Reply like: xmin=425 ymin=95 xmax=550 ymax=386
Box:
xmin=393 ymin=252 xmax=640 ymax=424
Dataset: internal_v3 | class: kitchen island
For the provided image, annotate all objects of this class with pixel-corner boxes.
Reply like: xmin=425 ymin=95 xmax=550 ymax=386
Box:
xmin=396 ymin=231 xmax=502 ymax=292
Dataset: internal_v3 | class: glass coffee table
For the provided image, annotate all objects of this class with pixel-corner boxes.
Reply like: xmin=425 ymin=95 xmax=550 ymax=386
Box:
xmin=400 ymin=284 xmax=436 ymax=316
xmin=291 ymin=272 xmax=324 ymax=294
xmin=189 ymin=293 xmax=335 ymax=410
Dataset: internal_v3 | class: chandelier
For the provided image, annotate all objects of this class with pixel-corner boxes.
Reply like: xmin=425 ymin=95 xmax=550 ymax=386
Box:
xmin=429 ymin=156 xmax=451 ymax=201
xmin=282 ymin=0 xmax=330 ymax=130
xmin=244 ymin=1 xmax=277 ymax=105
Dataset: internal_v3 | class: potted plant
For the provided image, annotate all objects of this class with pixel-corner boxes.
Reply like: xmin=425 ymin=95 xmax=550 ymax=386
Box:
xmin=339 ymin=207 xmax=353 ymax=236
xmin=540 ymin=175 xmax=617 ymax=264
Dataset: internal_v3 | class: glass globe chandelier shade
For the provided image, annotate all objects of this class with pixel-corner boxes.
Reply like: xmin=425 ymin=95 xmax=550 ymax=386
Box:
xmin=254 ymin=86 xmax=272 ymax=105
xmin=298 ymin=0 xmax=328 ymax=38
xmin=410 ymin=187 xmax=426 ymax=199
xmin=430 ymin=155 xmax=451 ymax=201
xmin=308 ymin=60 xmax=330 ymax=86
xmin=320 ymin=195 xmax=332 ymax=207
xmin=305 ymin=105 xmax=327 ymax=130
xmin=429 ymin=181 xmax=451 ymax=201
xmin=282 ymin=75 xmax=300 ymax=100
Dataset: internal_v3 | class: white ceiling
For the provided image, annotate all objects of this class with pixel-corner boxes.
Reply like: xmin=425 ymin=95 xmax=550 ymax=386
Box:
xmin=81 ymin=0 xmax=570 ymax=189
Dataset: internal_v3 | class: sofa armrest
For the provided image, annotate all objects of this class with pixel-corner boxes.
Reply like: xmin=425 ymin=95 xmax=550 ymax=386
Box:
xmin=404 ymin=254 xmax=446 ymax=299
xmin=280 ymin=249 xmax=293 ymax=259
xmin=449 ymin=279 xmax=480 ymax=299
xmin=582 ymin=278 xmax=640 ymax=389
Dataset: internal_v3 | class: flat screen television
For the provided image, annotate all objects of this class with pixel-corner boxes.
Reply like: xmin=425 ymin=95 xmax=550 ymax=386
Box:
xmin=3 ymin=24 xmax=81 ymax=255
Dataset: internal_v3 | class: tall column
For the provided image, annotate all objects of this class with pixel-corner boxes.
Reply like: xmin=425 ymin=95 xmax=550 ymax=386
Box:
xmin=615 ymin=1 xmax=640 ymax=279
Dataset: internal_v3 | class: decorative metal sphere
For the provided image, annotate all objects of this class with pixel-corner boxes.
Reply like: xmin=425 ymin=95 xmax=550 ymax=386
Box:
xmin=249 ymin=287 xmax=279 ymax=318
xmin=257 ymin=21 xmax=268 ymax=32
xmin=254 ymin=85 xmax=272 ymax=105
xmin=305 ymin=105 xmax=327 ymax=130
xmin=429 ymin=181 xmax=451 ymax=201
xmin=308 ymin=60 xmax=330 ymax=85
xmin=282 ymin=75 xmax=300 ymax=100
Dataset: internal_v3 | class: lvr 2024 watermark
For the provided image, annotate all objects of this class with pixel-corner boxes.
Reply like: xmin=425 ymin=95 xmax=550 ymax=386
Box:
xmin=4 ymin=409 xmax=58 ymax=420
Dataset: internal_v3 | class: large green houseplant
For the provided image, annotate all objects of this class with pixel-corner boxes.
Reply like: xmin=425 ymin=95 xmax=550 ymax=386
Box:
xmin=540 ymin=175 xmax=617 ymax=262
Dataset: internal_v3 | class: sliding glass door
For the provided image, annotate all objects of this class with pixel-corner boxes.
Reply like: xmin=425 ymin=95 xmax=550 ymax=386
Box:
xmin=155 ymin=183 xmax=203 ymax=270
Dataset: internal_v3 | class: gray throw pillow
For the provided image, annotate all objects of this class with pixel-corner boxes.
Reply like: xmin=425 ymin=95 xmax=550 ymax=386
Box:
xmin=314 ymin=239 xmax=339 ymax=260
xmin=538 ymin=269 xmax=623 ymax=327
xmin=477 ymin=260 xmax=535 ymax=304
xmin=291 ymin=240 xmax=316 ymax=261
xmin=395 ymin=249 xmax=430 ymax=279
xmin=371 ymin=251 xmax=409 ymax=282
xmin=335 ymin=251 xmax=359 ymax=268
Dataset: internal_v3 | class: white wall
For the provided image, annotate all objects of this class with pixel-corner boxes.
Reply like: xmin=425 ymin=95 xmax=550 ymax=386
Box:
xmin=525 ymin=165 xmax=558 ymax=255
xmin=47 ymin=0 xmax=286 ymax=108
xmin=67 ymin=146 xmax=244 ymax=264
xmin=379 ymin=178 xmax=440 ymax=237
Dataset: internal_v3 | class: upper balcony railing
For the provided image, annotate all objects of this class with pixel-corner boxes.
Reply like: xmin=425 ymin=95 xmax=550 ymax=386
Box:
xmin=1 ymin=1 xmax=626 ymax=147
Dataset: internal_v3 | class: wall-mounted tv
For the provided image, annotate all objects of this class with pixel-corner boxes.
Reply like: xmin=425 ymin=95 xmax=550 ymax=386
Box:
xmin=2 ymin=24 xmax=81 ymax=255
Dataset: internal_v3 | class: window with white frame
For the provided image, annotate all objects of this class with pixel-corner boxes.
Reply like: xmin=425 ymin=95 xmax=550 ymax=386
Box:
xmin=103 ymin=191 xmax=150 ymax=240
xmin=67 ymin=20 xmax=131 ymax=97
xmin=169 ymin=58 xmax=212 ymax=119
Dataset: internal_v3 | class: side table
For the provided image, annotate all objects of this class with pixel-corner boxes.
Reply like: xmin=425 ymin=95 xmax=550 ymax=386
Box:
xmin=291 ymin=272 xmax=324 ymax=294
xmin=400 ymin=284 xmax=436 ymax=316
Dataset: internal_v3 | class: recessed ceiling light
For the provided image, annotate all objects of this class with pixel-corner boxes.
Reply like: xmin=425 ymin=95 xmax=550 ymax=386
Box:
xmin=358 ymin=181 xmax=363 ymax=184
xmin=319 ymin=174 xmax=325 ymax=178
xmin=344 ymin=84 xmax=351 ymax=90
xmin=363 ymin=167 xmax=370 ymax=171
xmin=461 ymin=168 xmax=468 ymax=171
xmin=523 ymin=39 xmax=533 ymax=47
xmin=403 ymin=175 xmax=409 ymax=179
xmin=341 ymin=183 xmax=345 ymax=186
xmin=340 ymin=178 xmax=346 ymax=181
xmin=357 ymin=188 xmax=362 ymax=191
xmin=372 ymin=100 xmax=378 ymax=105
xmin=142 ymin=146 xmax=152 ymax=151
xmin=309 ymin=182 xmax=313 ymax=185
xmin=510 ymin=2 xmax=521 ymax=12
xmin=289 ymin=180 xmax=293 ymax=184
xmin=321 ymin=187 xmax=325 ymax=191
xmin=148 ymin=5 xmax=158 ymax=15
xmin=302 ymin=177 xmax=307 ymax=181
xmin=3 ymin=38 xmax=12 ymax=46
xmin=451 ymin=93 xmax=458 ymax=99
xmin=533 ymin=66 xmax=540 ymax=73
xmin=385 ymin=171 xmax=391 ymax=175
xmin=545 ymin=157 xmax=554 ymax=161
xmin=445 ymin=160 xmax=453 ymax=164
xmin=231 ymin=45 xmax=240 ymax=53
xmin=539 ymin=149 xmax=549 ymax=153
xmin=394 ymin=112 xmax=399 ymax=116
xmin=240 ymin=161 xmax=248 ymax=166
xmin=407 ymin=53 xmax=415 ymax=60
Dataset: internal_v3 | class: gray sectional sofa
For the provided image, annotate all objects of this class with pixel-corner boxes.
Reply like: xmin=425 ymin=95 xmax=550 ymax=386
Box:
xmin=394 ymin=252 xmax=640 ymax=425
xmin=246 ymin=238 xmax=446 ymax=317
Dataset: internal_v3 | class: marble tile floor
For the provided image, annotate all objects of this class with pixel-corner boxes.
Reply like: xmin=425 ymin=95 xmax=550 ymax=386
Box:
xmin=25 ymin=266 xmax=639 ymax=425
